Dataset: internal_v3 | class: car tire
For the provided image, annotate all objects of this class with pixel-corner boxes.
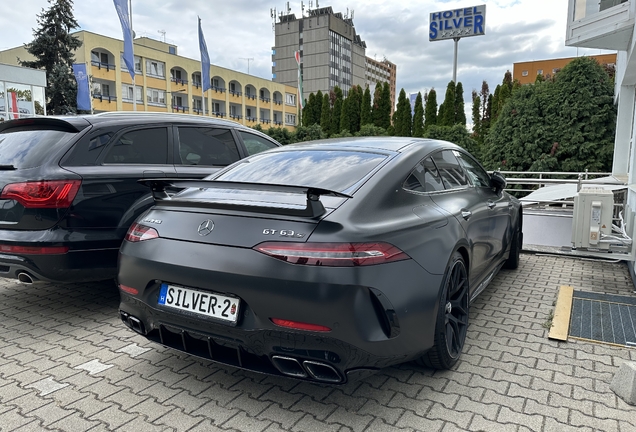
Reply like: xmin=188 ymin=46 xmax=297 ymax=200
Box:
xmin=416 ymin=251 xmax=469 ymax=370
xmin=503 ymin=223 xmax=522 ymax=270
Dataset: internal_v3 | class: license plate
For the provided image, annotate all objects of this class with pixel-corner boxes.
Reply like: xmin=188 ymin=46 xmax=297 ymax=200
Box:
xmin=158 ymin=283 xmax=240 ymax=323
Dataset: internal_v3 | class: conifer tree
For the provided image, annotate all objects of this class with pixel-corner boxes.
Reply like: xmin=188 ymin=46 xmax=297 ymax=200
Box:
xmin=440 ymin=81 xmax=456 ymax=126
xmin=424 ymin=89 xmax=438 ymax=131
xmin=472 ymin=94 xmax=481 ymax=139
xmin=303 ymin=93 xmax=316 ymax=126
xmin=381 ymin=82 xmax=392 ymax=129
xmin=360 ymin=86 xmax=372 ymax=126
xmin=314 ymin=90 xmax=323 ymax=126
xmin=20 ymin=0 xmax=83 ymax=114
xmin=320 ymin=93 xmax=331 ymax=135
xmin=372 ymin=82 xmax=383 ymax=127
xmin=330 ymin=87 xmax=343 ymax=135
xmin=455 ymin=82 xmax=466 ymax=126
xmin=340 ymin=95 xmax=352 ymax=133
xmin=412 ymin=92 xmax=424 ymax=137
xmin=393 ymin=89 xmax=412 ymax=137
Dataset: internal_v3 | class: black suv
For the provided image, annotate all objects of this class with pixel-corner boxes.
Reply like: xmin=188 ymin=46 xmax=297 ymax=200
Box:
xmin=0 ymin=113 xmax=281 ymax=284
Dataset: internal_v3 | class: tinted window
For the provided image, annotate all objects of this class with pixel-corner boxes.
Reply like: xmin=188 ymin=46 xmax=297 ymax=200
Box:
xmin=454 ymin=151 xmax=491 ymax=188
xmin=177 ymin=127 xmax=240 ymax=166
xmin=431 ymin=150 xmax=469 ymax=189
xmin=0 ymin=130 xmax=75 ymax=168
xmin=215 ymin=150 xmax=387 ymax=192
xmin=404 ymin=157 xmax=445 ymax=193
xmin=63 ymin=133 xmax=113 ymax=166
xmin=103 ymin=128 xmax=168 ymax=164
xmin=239 ymin=131 xmax=278 ymax=156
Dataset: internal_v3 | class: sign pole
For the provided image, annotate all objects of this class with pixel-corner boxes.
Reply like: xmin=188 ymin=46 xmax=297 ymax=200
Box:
xmin=452 ymin=37 xmax=460 ymax=83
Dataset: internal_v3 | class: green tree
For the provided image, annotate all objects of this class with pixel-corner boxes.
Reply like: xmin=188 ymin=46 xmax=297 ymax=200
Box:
xmin=482 ymin=57 xmax=616 ymax=173
xmin=455 ymin=82 xmax=466 ymax=126
xmin=320 ymin=93 xmax=331 ymax=135
xmin=303 ymin=93 xmax=316 ymax=126
xmin=293 ymin=123 xmax=325 ymax=142
xmin=471 ymin=94 xmax=481 ymax=140
xmin=425 ymin=124 xmax=479 ymax=157
xmin=314 ymin=90 xmax=324 ymax=126
xmin=330 ymin=87 xmax=343 ymax=136
xmin=20 ymin=0 xmax=83 ymax=114
xmin=340 ymin=95 xmax=352 ymax=134
xmin=412 ymin=92 xmax=424 ymax=137
xmin=348 ymin=85 xmax=362 ymax=133
xmin=360 ymin=86 xmax=372 ymax=126
xmin=372 ymin=82 xmax=383 ymax=127
xmin=380 ymin=82 xmax=392 ymax=129
xmin=424 ymin=89 xmax=438 ymax=131
xmin=439 ymin=81 xmax=456 ymax=126
xmin=264 ymin=126 xmax=294 ymax=145
xmin=356 ymin=124 xmax=387 ymax=136
xmin=392 ymin=88 xmax=412 ymax=137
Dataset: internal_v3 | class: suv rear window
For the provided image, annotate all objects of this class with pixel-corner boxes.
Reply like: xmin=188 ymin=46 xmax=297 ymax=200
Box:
xmin=0 ymin=129 xmax=76 ymax=169
xmin=214 ymin=150 xmax=387 ymax=192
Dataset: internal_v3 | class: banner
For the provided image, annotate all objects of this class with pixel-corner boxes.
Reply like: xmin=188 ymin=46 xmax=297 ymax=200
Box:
xmin=113 ymin=0 xmax=135 ymax=80
xmin=198 ymin=17 xmax=211 ymax=93
xmin=295 ymin=51 xmax=304 ymax=108
xmin=73 ymin=64 xmax=91 ymax=111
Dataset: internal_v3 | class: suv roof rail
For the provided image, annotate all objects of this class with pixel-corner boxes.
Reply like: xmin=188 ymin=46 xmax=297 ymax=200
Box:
xmin=93 ymin=111 xmax=243 ymax=127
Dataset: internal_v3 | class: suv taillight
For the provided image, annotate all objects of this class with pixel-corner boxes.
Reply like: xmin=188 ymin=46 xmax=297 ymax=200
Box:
xmin=0 ymin=180 xmax=81 ymax=209
xmin=253 ymin=242 xmax=410 ymax=267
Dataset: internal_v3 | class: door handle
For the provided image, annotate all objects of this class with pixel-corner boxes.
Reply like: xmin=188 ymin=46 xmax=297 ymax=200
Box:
xmin=461 ymin=210 xmax=472 ymax=220
xmin=487 ymin=200 xmax=496 ymax=209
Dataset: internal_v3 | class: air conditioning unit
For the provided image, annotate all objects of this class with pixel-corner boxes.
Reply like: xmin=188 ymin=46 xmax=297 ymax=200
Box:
xmin=572 ymin=188 xmax=614 ymax=250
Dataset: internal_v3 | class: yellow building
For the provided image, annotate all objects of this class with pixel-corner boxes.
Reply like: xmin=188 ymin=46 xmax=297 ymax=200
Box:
xmin=513 ymin=53 xmax=617 ymax=85
xmin=0 ymin=31 xmax=299 ymax=130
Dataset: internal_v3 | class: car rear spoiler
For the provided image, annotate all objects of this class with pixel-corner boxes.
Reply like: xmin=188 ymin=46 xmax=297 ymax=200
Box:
xmin=139 ymin=178 xmax=352 ymax=219
xmin=0 ymin=117 xmax=90 ymax=134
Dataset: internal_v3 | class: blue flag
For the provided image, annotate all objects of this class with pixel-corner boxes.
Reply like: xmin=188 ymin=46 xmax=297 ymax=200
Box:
xmin=199 ymin=17 xmax=211 ymax=93
xmin=73 ymin=64 xmax=91 ymax=111
xmin=410 ymin=93 xmax=418 ymax=117
xmin=113 ymin=0 xmax=135 ymax=80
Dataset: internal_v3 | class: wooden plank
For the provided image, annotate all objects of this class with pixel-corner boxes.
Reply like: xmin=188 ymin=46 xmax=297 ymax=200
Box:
xmin=549 ymin=285 xmax=574 ymax=341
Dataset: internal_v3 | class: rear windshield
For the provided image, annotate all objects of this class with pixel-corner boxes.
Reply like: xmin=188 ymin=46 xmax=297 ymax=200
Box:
xmin=0 ymin=129 xmax=76 ymax=169
xmin=214 ymin=150 xmax=388 ymax=192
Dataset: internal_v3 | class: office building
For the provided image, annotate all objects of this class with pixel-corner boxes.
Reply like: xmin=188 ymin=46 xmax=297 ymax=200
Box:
xmin=513 ymin=53 xmax=617 ymax=85
xmin=365 ymin=56 xmax=397 ymax=111
xmin=273 ymin=5 xmax=395 ymax=106
xmin=0 ymin=31 xmax=299 ymax=129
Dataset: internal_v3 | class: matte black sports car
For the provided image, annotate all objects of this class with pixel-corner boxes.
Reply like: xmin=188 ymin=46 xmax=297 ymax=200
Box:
xmin=118 ymin=137 xmax=522 ymax=383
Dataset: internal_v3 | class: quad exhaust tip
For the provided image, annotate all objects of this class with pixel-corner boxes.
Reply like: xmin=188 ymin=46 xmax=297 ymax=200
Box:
xmin=272 ymin=355 xmax=342 ymax=383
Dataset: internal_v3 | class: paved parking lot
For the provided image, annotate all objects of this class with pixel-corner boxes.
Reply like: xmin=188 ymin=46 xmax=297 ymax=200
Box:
xmin=1 ymin=253 xmax=635 ymax=432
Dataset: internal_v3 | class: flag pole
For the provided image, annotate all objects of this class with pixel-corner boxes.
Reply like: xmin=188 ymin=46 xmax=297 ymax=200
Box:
xmin=129 ymin=0 xmax=136 ymax=111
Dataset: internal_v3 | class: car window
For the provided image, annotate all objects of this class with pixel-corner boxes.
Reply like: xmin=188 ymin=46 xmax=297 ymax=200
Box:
xmin=177 ymin=127 xmax=240 ymax=166
xmin=431 ymin=150 xmax=470 ymax=189
xmin=63 ymin=133 xmax=113 ymax=166
xmin=103 ymin=128 xmax=168 ymax=164
xmin=404 ymin=157 xmax=445 ymax=193
xmin=454 ymin=151 xmax=491 ymax=188
xmin=239 ymin=131 xmax=278 ymax=156
xmin=0 ymin=129 xmax=76 ymax=169
xmin=214 ymin=150 xmax=387 ymax=193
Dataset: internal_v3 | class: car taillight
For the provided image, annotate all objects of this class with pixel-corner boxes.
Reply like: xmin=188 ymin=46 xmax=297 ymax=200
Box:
xmin=0 ymin=245 xmax=69 ymax=255
xmin=125 ymin=223 xmax=159 ymax=242
xmin=0 ymin=180 xmax=81 ymax=209
xmin=271 ymin=318 xmax=331 ymax=332
xmin=253 ymin=242 xmax=410 ymax=267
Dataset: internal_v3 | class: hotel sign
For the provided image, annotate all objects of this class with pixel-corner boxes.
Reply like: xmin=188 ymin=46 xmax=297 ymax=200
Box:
xmin=429 ymin=5 xmax=486 ymax=41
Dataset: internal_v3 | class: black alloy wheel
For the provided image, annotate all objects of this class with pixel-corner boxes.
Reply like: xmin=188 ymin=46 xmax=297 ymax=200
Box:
xmin=416 ymin=252 xmax=469 ymax=370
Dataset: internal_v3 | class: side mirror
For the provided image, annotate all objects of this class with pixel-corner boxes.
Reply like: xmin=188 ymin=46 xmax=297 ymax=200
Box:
xmin=490 ymin=171 xmax=507 ymax=195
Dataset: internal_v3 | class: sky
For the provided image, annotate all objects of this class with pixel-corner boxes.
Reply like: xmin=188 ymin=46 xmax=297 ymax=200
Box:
xmin=0 ymin=0 xmax=614 ymax=112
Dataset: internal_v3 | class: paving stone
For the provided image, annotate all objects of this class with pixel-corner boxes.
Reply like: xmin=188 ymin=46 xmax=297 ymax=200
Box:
xmin=325 ymin=406 xmax=374 ymax=432
xmin=0 ymin=408 xmax=39 ymax=431
xmin=395 ymin=411 xmax=444 ymax=431
xmin=154 ymin=407 xmax=205 ymax=432
xmin=292 ymin=413 xmax=341 ymax=432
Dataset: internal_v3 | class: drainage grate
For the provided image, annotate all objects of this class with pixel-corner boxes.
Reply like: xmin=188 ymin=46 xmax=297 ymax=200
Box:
xmin=569 ymin=291 xmax=636 ymax=348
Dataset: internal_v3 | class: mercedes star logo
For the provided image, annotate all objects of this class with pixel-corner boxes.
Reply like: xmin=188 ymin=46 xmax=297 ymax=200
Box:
xmin=197 ymin=219 xmax=215 ymax=236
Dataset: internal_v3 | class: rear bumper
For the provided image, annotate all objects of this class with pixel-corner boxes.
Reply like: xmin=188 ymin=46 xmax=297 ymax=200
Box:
xmin=118 ymin=238 xmax=445 ymax=382
xmin=0 ymin=228 xmax=122 ymax=283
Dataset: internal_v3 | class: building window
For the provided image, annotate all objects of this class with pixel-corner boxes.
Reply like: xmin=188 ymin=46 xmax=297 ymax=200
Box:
xmin=285 ymin=113 xmax=296 ymax=125
xmin=285 ymin=93 xmax=296 ymax=105
xmin=169 ymin=46 xmax=176 ymax=55
xmin=121 ymin=54 xmax=142 ymax=73
xmin=121 ymin=85 xmax=143 ymax=102
xmin=146 ymin=88 xmax=166 ymax=106
xmin=522 ymin=70 xmax=528 ymax=77
xmin=92 ymin=82 xmax=110 ymax=96
xmin=145 ymin=60 xmax=165 ymax=78
xmin=537 ymin=69 xmax=543 ymax=75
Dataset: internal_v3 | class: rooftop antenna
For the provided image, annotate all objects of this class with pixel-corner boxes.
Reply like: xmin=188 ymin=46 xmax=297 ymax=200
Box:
xmin=158 ymin=29 xmax=166 ymax=42
xmin=301 ymin=1 xmax=305 ymax=17
xmin=286 ymin=2 xmax=291 ymax=14
xmin=270 ymin=7 xmax=277 ymax=31
xmin=316 ymin=0 xmax=319 ymax=7
xmin=351 ymin=10 xmax=354 ymax=21
xmin=239 ymin=57 xmax=255 ymax=74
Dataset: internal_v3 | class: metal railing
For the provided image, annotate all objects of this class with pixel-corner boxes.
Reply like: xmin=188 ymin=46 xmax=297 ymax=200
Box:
xmin=496 ymin=170 xmax=621 ymax=197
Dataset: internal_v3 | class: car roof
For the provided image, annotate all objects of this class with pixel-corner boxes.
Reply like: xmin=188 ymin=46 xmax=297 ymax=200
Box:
xmin=0 ymin=112 xmax=276 ymax=142
xmin=282 ymin=137 xmax=459 ymax=154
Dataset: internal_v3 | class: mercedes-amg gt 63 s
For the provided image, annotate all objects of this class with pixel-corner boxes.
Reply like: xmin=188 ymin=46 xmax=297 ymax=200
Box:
xmin=118 ymin=137 xmax=522 ymax=383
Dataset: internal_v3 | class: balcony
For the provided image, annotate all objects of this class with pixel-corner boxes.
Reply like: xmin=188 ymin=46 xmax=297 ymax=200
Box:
xmin=213 ymin=86 xmax=226 ymax=93
xmin=92 ymin=94 xmax=116 ymax=103
xmin=170 ymin=77 xmax=188 ymax=86
xmin=172 ymin=105 xmax=189 ymax=113
xmin=212 ymin=111 xmax=226 ymax=118
xmin=245 ymin=116 xmax=257 ymax=122
xmin=229 ymin=113 xmax=242 ymax=120
xmin=566 ymin=0 xmax=634 ymax=50
xmin=274 ymin=120 xmax=283 ymax=126
xmin=91 ymin=61 xmax=116 ymax=72
xmin=260 ymin=118 xmax=271 ymax=124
